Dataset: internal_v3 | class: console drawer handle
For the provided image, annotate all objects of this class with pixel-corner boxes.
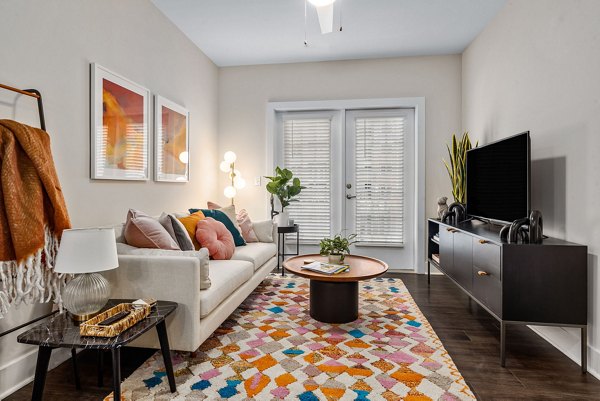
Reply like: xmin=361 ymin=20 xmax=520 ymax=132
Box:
xmin=446 ymin=228 xmax=457 ymax=233
xmin=479 ymin=239 xmax=488 ymax=244
xmin=477 ymin=270 xmax=489 ymax=276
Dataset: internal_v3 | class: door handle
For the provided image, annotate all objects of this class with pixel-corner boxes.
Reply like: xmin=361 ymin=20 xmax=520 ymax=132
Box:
xmin=346 ymin=194 xmax=356 ymax=199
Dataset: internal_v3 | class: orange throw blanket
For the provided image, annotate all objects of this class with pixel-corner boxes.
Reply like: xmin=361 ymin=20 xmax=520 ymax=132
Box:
xmin=0 ymin=120 xmax=71 ymax=317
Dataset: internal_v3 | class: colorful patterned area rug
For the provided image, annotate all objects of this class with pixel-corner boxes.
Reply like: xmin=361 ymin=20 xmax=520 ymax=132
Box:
xmin=106 ymin=275 xmax=475 ymax=400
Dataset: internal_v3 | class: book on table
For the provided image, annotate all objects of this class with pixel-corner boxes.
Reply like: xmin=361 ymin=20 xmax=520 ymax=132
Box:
xmin=301 ymin=261 xmax=350 ymax=275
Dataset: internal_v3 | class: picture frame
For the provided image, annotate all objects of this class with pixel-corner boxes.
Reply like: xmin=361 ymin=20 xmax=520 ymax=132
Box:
xmin=90 ymin=63 xmax=150 ymax=180
xmin=154 ymin=96 xmax=189 ymax=182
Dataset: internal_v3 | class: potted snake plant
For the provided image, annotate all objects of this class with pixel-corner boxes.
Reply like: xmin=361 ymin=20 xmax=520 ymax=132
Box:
xmin=442 ymin=132 xmax=477 ymax=205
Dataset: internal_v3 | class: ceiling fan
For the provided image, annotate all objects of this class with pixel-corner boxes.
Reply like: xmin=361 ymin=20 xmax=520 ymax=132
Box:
xmin=308 ymin=0 xmax=338 ymax=34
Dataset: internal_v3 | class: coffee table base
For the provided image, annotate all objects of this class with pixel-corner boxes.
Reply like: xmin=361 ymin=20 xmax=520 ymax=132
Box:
xmin=310 ymin=280 xmax=358 ymax=323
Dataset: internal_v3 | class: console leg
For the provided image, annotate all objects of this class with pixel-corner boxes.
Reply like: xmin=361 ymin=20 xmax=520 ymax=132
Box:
xmin=157 ymin=321 xmax=176 ymax=392
xmin=427 ymin=260 xmax=430 ymax=284
xmin=97 ymin=350 xmax=104 ymax=387
xmin=71 ymin=348 xmax=81 ymax=390
xmin=32 ymin=346 xmax=53 ymax=401
xmin=112 ymin=347 xmax=121 ymax=401
xmin=582 ymin=326 xmax=587 ymax=374
xmin=500 ymin=321 xmax=506 ymax=367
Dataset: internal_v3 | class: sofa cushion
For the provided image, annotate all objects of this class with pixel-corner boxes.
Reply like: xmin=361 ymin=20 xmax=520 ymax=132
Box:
xmin=237 ymin=209 xmax=259 ymax=243
xmin=232 ymin=242 xmax=277 ymax=271
xmin=196 ymin=217 xmax=235 ymax=260
xmin=207 ymin=202 xmax=242 ymax=234
xmin=253 ymin=220 xmax=274 ymax=243
xmin=199 ymin=260 xmax=253 ymax=318
xmin=116 ymin=243 xmax=211 ymax=289
xmin=177 ymin=211 xmax=205 ymax=250
xmin=190 ymin=208 xmax=246 ymax=247
xmin=124 ymin=209 xmax=180 ymax=250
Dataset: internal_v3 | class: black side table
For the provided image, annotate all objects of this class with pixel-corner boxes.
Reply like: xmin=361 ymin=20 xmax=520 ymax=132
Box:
xmin=277 ymin=224 xmax=300 ymax=276
xmin=17 ymin=299 xmax=178 ymax=401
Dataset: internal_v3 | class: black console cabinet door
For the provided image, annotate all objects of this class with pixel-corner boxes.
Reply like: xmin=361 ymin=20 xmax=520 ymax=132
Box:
xmin=439 ymin=227 xmax=454 ymax=276
xmin=453 ymin=231 xmax=473 ymax=292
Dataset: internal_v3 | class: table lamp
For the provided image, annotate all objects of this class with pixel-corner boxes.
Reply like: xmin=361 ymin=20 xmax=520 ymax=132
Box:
xmin=54 ymin=228 xmax=118 ymax=321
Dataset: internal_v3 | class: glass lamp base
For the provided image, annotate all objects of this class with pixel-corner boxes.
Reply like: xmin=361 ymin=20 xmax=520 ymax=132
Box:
xmin=62 ymin=273 xmax=110 ymax=321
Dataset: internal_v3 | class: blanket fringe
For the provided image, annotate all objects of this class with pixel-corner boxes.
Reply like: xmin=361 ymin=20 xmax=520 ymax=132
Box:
xmin=0 ymin=226 xmax=69 ymax=318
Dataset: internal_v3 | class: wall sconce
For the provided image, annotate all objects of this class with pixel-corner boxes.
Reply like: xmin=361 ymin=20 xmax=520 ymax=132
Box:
xmin=219 ymin=151 xmax=246 ymax=205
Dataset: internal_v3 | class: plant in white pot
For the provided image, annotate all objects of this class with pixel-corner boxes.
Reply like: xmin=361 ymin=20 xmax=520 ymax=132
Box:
xmin=265 ymin=167 xmax=305 ymax=227
xmin=319 ymin=233 xmax=357 ymax=264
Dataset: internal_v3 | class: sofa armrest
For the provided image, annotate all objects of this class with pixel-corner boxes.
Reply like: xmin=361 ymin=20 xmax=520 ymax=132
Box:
xmin=102 ymin=254 xmax=202 ymax=351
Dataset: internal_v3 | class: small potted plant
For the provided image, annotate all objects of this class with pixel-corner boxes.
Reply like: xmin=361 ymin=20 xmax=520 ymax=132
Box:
xmin=319 ymin=233 xmax=358 ymax=264
xmin=265 ymin=166 xmax=306 ymax=226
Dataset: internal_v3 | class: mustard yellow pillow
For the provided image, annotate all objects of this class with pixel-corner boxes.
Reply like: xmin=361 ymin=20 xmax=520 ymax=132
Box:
xmin=177 ymin=211 xmax=205 ymax=250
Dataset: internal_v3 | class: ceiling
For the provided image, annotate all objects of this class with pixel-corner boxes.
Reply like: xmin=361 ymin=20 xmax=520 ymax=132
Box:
xmin=152 ymin=0 xmax=506 ymax=67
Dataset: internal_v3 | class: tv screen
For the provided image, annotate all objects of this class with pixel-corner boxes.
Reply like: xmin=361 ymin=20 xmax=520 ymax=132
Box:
xmin=466 ymin=132 xmax=530 ymax=223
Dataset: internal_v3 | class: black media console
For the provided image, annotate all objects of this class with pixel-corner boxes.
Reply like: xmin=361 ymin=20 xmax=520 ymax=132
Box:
xmin=427 ymin=218 xmax=588 ymax=372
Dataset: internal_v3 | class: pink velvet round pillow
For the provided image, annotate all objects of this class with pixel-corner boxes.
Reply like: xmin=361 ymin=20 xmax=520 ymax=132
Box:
xmin=196 ymin=217 xmax=235 ymax=260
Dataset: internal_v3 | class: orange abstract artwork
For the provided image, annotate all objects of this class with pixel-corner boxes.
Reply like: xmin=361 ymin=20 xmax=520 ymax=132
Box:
xmin=159 ymin=105 xmax=188 ymax=176
xmin=102 ymin=79 xmax=145 ymax=171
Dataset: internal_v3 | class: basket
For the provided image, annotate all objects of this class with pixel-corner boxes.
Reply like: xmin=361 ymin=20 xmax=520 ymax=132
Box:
xmin=80 ymin=303 xmax=151 ymax=337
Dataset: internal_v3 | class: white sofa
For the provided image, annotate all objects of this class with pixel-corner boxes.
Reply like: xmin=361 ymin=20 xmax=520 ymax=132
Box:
xmin=102 ymin=219 xmax=278 ymax=352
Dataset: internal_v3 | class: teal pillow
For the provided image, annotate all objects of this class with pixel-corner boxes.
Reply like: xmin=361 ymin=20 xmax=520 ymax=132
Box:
xmin=189 ymin=208 xmax=246 ymax=247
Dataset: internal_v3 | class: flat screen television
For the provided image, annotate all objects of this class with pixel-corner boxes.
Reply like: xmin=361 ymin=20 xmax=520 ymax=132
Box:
xmin=466 ymin=131 xmax=530 ymax=223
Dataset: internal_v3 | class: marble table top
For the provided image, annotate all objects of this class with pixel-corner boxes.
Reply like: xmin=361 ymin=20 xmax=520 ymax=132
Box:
xmin=17 ymin=299 xmax=177 ymax=349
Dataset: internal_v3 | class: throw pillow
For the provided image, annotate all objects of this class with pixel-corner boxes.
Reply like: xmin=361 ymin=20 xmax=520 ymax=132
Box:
xmin=177 ymin=211 xmax=206 ymax=250
xmin=237 ymin=209 xmax=258 ymax=243
xmin=189 ymin=208 xmax=246 ymax=247
xmin=169 ymin=215 xmax=195 ymax=251
xmin=253 ymin=220 xmax=274 ymax=243
xmin=124 ymin=209 xmax=180 ymax=250
xmin=116 ymin=243 xmax=210 ymax=289
xmin=196 ymin=218 xmax=235 ymax=260
xmin=158 ymin=212 xmax=177 ymax=241
xmin=206 ymin=202 xmax=242 ymax=233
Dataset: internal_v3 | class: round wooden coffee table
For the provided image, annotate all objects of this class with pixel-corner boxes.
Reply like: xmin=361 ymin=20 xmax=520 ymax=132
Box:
xmin=283 ymin=254 xmax=388 ymax=323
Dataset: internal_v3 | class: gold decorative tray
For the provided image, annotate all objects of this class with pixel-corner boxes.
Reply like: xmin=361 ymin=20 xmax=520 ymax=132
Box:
xmin=80 ymin=303 xmax=151 ymax=338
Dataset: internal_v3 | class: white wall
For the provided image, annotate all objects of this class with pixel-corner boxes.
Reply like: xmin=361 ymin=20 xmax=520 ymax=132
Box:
xmin=0 ymin=0 xmax=218 ymax=396
xmin=462 ymin=0 xmax=600 ymax=376
xmin=218 ymin=55 xmax=462 ymax=221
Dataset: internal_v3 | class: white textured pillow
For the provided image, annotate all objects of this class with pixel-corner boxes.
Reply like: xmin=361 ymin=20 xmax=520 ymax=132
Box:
xmin=253 ymin=220 xmax=274 ymax=243
xmin=116 ymin=243 xmax=211 ymax=290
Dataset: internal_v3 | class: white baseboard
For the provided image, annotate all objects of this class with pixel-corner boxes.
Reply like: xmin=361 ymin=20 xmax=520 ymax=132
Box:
xmin=529 ymin=325 xmax=600 ymax=380
xmin=0 ymin=347 xmax=72 ymax=399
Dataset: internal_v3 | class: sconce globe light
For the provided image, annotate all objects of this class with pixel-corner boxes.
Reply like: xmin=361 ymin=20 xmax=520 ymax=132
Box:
xmin=224 ymin=185 xmax=237 ymax=199
xmin=219 ymin=161 xmax=231 ymax=172
xmin=220 ymin=151 xmax=244 ymax=205
xmin=223 ymin=151 xmax=237 ymax=164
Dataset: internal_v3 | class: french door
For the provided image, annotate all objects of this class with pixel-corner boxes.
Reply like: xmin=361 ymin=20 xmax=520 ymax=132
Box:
xmin=277 ymin=108 xmax=415 ymax=270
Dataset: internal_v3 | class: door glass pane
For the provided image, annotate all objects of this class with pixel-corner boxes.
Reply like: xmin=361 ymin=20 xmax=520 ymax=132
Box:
xmin=354 ymin=116 xmax=404 ymax=245
xmin=283 ymin=118 xmax=331 ymax=242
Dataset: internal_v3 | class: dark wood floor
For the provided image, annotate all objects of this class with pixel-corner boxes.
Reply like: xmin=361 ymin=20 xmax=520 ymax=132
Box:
xmin=6 ymin=273 xmax=600 ymax=400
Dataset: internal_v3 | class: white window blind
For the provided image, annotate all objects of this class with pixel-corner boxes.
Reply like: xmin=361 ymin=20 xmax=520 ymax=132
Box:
xmin=283 ymin=117 xmax=331 ymax=242
xmin=354 ymin=116 xmax=404 ymax=245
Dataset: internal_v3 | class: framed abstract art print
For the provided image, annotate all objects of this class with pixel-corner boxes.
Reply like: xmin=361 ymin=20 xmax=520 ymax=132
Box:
xmin=90 ymin=63 xmax=150 ymax=180
xmin=154 ymin=96 xmax=189 ymax=182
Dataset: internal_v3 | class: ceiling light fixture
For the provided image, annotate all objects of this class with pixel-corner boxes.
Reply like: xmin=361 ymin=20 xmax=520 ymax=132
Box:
xmin=308 ymin=0 xmax=335 ymax=6
xmin=304 ymin=0 xmax=341 ymax=44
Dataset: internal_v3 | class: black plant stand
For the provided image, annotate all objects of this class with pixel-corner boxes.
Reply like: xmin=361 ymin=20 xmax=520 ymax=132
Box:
xmin=277 ymin=224 xmax=300 ymax=276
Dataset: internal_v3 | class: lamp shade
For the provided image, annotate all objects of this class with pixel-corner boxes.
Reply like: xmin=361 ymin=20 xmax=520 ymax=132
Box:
xmin=54 ymin=228 xmax=118 ymax=274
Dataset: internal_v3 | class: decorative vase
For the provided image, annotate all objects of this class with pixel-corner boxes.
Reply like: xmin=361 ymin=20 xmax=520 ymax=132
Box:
xmin=274 ymin=209 xmax=290 ymax=227
xmin=328 ymin=254 xmax=343 ymax=264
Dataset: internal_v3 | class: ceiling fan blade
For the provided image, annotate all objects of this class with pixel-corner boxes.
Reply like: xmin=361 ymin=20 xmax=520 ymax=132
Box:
xmin=315 ymin=3 xmax=334 ymax=34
